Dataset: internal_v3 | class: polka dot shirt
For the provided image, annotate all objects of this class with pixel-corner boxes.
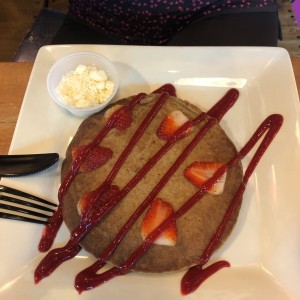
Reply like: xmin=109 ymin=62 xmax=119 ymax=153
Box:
xmin=69 ymin=0 xmax=278 ymax=45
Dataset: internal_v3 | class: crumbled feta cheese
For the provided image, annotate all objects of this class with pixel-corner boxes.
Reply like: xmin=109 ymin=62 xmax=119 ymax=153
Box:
xmin=57 ymin=64 xmax=114 ymax=108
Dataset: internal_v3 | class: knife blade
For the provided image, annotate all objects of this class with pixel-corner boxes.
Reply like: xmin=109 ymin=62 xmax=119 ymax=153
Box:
xmin=0 ymin=153 xmax=59 ymax=177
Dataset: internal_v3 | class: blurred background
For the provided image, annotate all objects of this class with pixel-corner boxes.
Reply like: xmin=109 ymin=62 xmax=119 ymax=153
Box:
xmin=0 ymin=0 xmax=299 ymax=61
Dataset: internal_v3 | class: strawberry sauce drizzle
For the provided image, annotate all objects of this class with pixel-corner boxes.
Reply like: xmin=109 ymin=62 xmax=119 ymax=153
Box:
xmin=35 ymin=83 xmax=283 ymax=296
xmin=38 ymin=92 xmax=146 ymax=252
xmin=74 ymin=113 xmax=282 ymax=294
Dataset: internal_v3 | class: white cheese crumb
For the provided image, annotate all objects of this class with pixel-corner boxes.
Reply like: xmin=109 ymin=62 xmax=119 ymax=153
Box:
xmin=57 ymin=64 xmax=114 ymax=108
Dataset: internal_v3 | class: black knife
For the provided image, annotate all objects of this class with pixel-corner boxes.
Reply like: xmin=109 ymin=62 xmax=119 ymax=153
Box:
xmin=0 ymin=153 xmax=59 ymax=177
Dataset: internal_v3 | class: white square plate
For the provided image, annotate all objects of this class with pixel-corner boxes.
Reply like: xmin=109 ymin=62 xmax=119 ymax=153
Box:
xmin=0 ymin=45 xmax=299 ymax=300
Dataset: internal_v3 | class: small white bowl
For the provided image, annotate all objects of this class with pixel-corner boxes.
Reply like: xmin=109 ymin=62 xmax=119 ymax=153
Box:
xmin=47 ymin=51 xmax=119 ymax=117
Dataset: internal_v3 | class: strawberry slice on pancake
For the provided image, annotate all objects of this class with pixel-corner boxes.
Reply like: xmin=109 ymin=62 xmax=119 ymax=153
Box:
xmin=141 ymin=198 xmax=177 ymax=246
xmin=157 ymin=110 xmax=192 ymax=140
xmin=184 ymin=161 xmax=227 ymax=195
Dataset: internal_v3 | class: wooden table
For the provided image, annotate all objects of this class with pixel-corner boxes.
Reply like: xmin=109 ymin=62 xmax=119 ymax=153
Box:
xmin=0 ymin=58 xmax=300 ymax=154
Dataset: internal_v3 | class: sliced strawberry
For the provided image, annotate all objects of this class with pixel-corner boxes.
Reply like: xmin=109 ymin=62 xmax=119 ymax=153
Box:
xmin=77 ymin=189 xmax=100 ymax=217
xmin=141 ymin=198 xmax=177 ymax=246
xmin=71 ymin=145 xmax=85 ymax=160
xmin=157 ymin=110 xmax=192 ymax=141
xmin=104 ymin=104 xmax=132 ymax=130
xmin=72 ymin=145 xmax=113 ymax=173
xmin=184 ymin=161 xmax=227 ymax=195
xmin=78 ymin=185 xmax=120 ymax=218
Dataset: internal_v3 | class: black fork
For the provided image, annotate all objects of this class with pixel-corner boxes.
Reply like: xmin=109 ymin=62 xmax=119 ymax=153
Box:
xmin=0 ymin=185 xmax=57 ymax=225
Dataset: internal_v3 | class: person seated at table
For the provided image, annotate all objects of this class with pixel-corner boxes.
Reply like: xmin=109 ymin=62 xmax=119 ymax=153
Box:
xmin=52 ymin=0 xmax=280 ymax=46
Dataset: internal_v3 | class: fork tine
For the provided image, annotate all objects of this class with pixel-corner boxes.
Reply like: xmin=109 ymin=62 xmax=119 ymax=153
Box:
xmin=0 ymin=203 xmax=52 ymax=219
xmin=0 ymin=212 xmax=48 ymax=225
xmin=0 ymin=185 xmax=56 ymax=225
xmin=0 ymin=185 xmax=57 ymax=207
xmin=0 ymin=194 xmax=56 ymax=213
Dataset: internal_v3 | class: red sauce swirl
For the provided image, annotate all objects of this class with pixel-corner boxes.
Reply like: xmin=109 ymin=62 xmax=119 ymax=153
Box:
xmin=35 ymin=85 xmax=283 ymax=296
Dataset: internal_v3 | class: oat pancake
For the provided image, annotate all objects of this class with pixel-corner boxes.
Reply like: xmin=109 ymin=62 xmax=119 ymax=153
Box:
xmin=61 ymin=91 xmax=243 ymax=273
